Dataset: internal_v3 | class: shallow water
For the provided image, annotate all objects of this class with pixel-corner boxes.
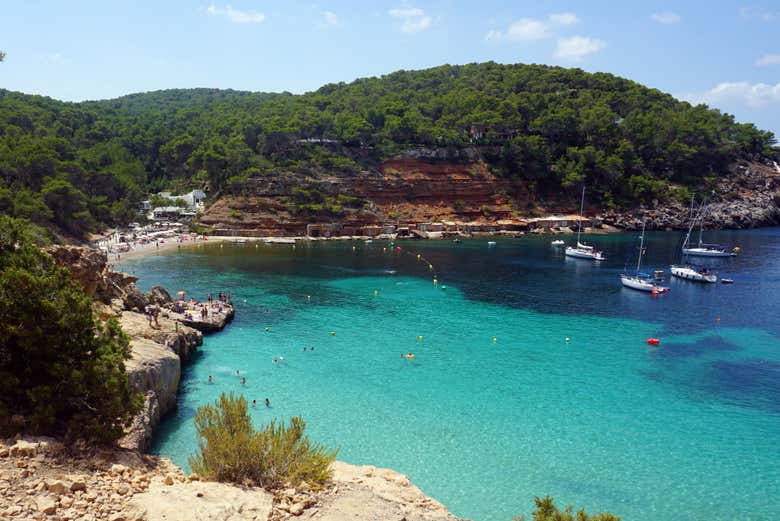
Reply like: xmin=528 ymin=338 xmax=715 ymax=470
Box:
xmin=123 ymin=230 xmax=780 ymax=521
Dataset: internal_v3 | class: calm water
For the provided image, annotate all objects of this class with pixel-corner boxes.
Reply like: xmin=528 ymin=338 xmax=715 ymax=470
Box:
xmin=122 ymin=230 xmax=780 ymax=521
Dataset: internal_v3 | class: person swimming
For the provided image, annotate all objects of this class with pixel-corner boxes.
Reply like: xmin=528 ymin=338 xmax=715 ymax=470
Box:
xmin=208 ymin=375 xmax=213 ymax=383
xmin=264 ymin=398 xmax=270 ymax=407
xmin=252 ymin=399 xmax=257 ymax=407
xmin=241 ymin=377 xmax=246 ymax=385
xmin=303 ymin=347 xmax=307 ymax=351
xmin=279 ymin=356 xmax=285 ymax=361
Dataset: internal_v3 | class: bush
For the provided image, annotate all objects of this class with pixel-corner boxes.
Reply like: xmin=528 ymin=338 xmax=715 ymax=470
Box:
xmin=513 ymin=496 xmax=620 ymax=521
xmin=229 ymin=209 xmax=244 ymax=220
xmin=0 ymin=216 xmax=141 ymax=442
xmin=189 ymin=392 xmax=338 ymax=488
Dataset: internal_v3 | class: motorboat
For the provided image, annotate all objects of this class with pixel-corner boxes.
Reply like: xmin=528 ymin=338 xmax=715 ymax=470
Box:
xmin=670 ymin=265 xmax=717 ymax=283
xmin=551 ymin=239 xmax=565 ymax=246
xmin=564 ymin=186 xmax=605 ymax=261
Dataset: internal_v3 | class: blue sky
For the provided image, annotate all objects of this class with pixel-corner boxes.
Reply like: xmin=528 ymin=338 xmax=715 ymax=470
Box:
xmin=1 ymin=1 xmax=779 ymax=136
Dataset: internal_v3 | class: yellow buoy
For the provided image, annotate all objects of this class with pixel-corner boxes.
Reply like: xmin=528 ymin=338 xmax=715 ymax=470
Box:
xmin=383 ymin=247 xmax=386 ymax=252
xmin=265 ymin=327 xmax=270 ymax=332
xmin=565 ymin=337 xmax=570 ymax=343
xmin=307 ymin=295 xmax=311 ymax=301
xmin=330 ymin=331 xmax=335 ymax=336
xmin=352 ymin=246 xmax=356 ymax=251
xmin=374 ymin=290 xmax=379 ymax=296
xmin=493 ymin=337 xmax=497 ymax=343
xmin=433 ymin=278 xmax=438 ymax=285
xmin=418 ymin=335 xmax=423 ymax=341
xmin=417 ymin=254 xmax=421 ymax=260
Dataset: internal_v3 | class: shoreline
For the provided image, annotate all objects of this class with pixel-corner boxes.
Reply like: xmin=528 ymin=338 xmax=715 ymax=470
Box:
xmin=111 ymin=225 xmax=623 ymax=262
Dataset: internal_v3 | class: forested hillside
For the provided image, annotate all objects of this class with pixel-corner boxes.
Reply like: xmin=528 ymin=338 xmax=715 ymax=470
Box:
xmin=0 ymin=62 xmax=776 ymax=238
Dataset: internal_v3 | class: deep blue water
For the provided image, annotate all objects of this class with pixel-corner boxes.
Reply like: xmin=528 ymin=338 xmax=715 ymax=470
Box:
xmin=122 ymin=229 xmax=780 ymax=521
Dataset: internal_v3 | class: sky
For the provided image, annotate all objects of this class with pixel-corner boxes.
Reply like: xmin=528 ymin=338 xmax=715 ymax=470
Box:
xmin=1 ymin=1 xmax=779 ymax=136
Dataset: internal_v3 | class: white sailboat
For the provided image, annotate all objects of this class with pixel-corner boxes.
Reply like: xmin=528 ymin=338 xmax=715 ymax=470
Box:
xmin=620 ymin=221 xmax=669 ymax=293
xmin=565 ymin=186 xmax=605 ymax=261
xmin=682 ymin=199 xmax=738 ymax=257
xmin=671 ymin=205 xmax=718 ymax=283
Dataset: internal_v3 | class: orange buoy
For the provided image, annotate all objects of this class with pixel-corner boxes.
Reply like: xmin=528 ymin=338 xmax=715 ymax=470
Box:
xmin=646 ymin=338 xmax=660 ymax=345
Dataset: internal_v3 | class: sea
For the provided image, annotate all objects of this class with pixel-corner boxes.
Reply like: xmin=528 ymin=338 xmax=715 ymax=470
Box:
xmin=120 ymin=229 xmax=780 ymax=521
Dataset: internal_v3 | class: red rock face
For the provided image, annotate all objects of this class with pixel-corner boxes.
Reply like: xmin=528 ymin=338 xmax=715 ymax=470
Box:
xmin=199 ymin=159 xmax=521 ymax=236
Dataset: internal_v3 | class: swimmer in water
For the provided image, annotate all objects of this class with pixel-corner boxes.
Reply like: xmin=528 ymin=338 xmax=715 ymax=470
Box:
xmin=241 ymin=377 xmax=246 ymax=385
xmin=279 ymin=356 xmax=285 ymax=361
xmin=265 ymin=398 xmax=270 ymax=407
xmin=272 ymin=359 xmax=277 ymax=364
xmin=208 ymin=375 xmax=213 ymax=383
xmin=236 ymin=370 xmax=240 ymax=375
xmin=310 ymin=346 xmax=314 ymax=351
xmin=303 ymin=347 xmax=307 ymax=351
xmin=252 ymin=399 xmax=256 ymax=407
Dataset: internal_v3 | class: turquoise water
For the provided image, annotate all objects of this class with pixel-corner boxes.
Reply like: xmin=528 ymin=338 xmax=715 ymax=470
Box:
xmin=123 ymin=231 xmax=780 ymax=520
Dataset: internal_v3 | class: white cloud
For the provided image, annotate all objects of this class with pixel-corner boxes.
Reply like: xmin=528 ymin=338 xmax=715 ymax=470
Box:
xmin=756 ymin=54 xmax=780 ymax=66
xmin=651 ymin=12 xmax=681 ymax=24
xmin=323 ymin=11 xmax=339 ymax=26
xmin=554 ymin=36 xmax=606 ymax=61
xmin=683 ymin=82 xmax=780 ymax=108
xmin=389 ymin=7 xmax=432 ymax=33
xmin=486 ymin=12 xmax=580 ymax=42
xmin=205 ymin=3 xmax=265 ymax=24
xmin=549 ymin=12 xmax=579 ymax=25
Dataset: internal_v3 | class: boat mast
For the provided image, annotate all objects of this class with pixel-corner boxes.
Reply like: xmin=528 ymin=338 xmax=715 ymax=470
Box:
xmin=636 ymin=220 xmax=646 ymax=274
xmin=682 ymin=195 xmax=695 ymax=251
xmin=576 ymin=185 xmax=585 ymax=244
xmin=698 ymin=198 xmax=707 ymax=247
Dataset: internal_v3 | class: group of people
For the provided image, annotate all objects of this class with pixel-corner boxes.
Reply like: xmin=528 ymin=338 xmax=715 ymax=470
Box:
xmin=174 ymin=292 xmax=231 ymax=322
xmin=207 ymin=372 xmax=270 ymax=408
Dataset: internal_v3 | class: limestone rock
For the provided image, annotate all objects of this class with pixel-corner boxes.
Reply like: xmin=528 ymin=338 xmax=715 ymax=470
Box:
xmin=35 ymin=494 xmax=57 ymax=515
xmin=124 ymin=481 xmax=273 ymax=521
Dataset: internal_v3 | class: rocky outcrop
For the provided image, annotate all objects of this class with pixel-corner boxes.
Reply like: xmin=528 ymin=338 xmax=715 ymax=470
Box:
xmin=601 ymin=160 xmax=780 ymax=230
xmin=0 ymin=438 xmax=462 ymax=521
xmin=48 ymin=246 xmax=204 ymax=452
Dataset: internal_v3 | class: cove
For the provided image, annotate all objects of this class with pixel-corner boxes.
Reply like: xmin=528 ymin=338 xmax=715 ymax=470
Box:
xmin=123 ymin=231 xmax=780 ymax=521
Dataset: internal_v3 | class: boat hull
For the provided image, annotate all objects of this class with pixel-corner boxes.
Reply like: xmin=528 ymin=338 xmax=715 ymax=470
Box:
xmin=620 ymin=275 xmax=668 ymax=292
xmin=565 ymin=246 xmax=604 ymax=261
xmin=682 ymin=248 xmax=736 ymax=257
xmin=670 ymin=265 xmax=717 ymax=283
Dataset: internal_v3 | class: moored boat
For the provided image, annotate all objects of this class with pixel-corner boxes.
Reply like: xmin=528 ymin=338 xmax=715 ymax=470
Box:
xmin=620 ymin=221 xmax=669 ymax=293
xmin=564 ymin=186 xmax=605 ymax=261
xmin=670 ymin=265 xmax=717 ymax=283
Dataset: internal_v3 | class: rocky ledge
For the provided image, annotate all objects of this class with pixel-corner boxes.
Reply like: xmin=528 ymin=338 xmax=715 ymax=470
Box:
xmin=0 ymin=437 xmax=462 ymax=521
xmin=48 ymin=246 xmax=204 ymax=452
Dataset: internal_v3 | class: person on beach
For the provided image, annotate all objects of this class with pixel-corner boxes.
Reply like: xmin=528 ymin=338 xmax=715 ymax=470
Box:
xmin=144 ymin=305 xmax=153 ymax=326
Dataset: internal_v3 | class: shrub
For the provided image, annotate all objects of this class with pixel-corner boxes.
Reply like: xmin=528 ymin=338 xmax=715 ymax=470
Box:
xmin=513 ymin=496 xmax=620 ymax=521
xmin=453 ymin=199 xmax=466 ymax=212
xmin=229 ymin=209 xmax=244 ymax=220
xmin=189 ymin=392 xmax=338 ymax=488
xmin=0 ymin=216 xmax=141 ymax=442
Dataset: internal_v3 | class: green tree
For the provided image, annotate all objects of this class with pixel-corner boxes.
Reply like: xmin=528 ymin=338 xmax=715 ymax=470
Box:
xmin=0 ymin=216 xmax=141 ymax=442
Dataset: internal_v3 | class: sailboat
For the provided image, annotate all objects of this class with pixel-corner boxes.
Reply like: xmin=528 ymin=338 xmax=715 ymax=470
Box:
xmin=682 ymin=199 xmax=738 ymax=257
xmin=671 ymin=203 xmax=717 ymax=283
xmin=565 ymin=186 xmax=605 ymax=261
xmin=620 ymin=221 xmax=669 ymax=293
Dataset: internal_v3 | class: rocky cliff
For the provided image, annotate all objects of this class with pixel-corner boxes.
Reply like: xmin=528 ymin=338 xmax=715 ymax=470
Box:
xmin=198 ymin=150 xmax=780 ymax=236
xmin=48 ymin=246 xmax=203 ymax=452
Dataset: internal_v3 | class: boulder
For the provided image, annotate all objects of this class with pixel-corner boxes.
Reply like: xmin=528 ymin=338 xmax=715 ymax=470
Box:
xmin=149 ymin=286 xmax=173 ymax=305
